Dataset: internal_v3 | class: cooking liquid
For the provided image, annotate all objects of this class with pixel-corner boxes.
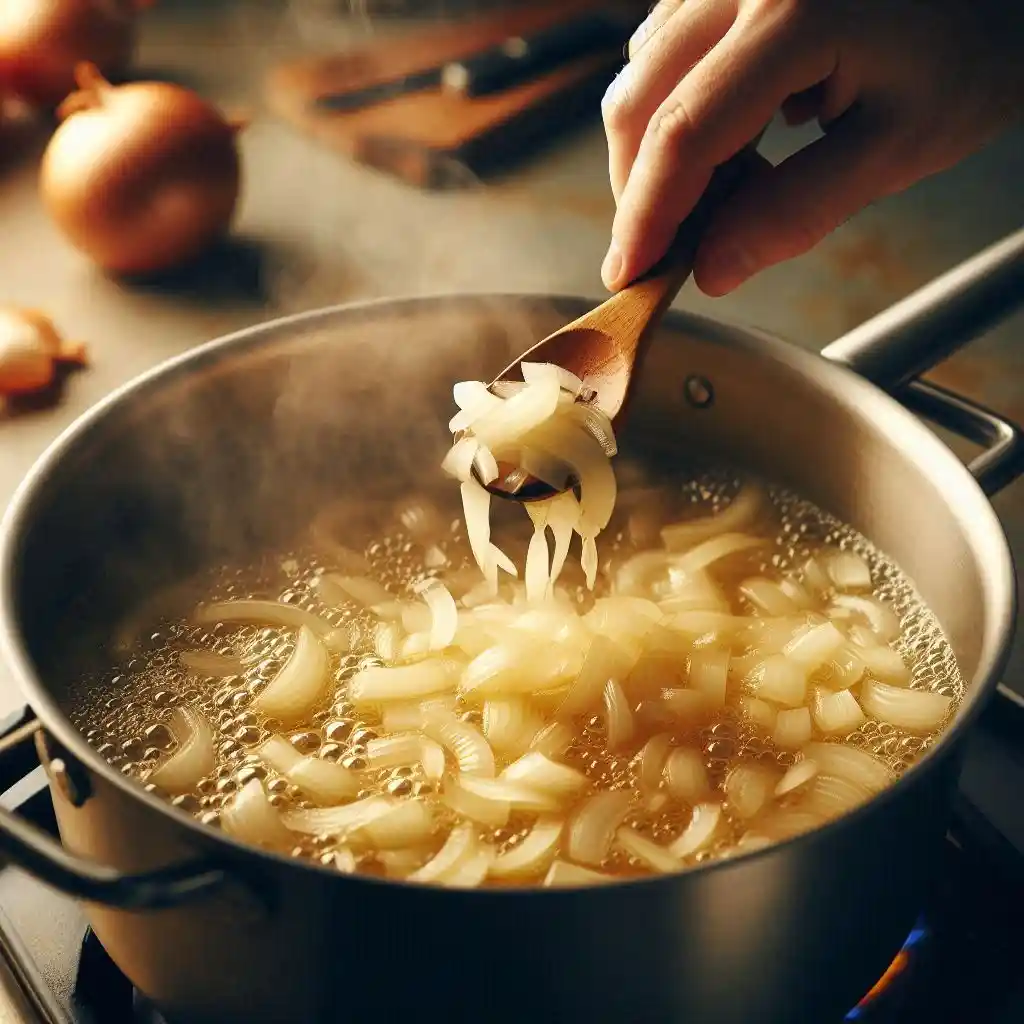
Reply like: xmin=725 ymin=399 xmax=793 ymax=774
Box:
xmin=66 ymin=469 xmax=964 ymax=882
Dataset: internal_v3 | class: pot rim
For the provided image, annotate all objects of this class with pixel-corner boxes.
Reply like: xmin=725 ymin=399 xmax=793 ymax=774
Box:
xmin=0 ymin=293 xmax=1015 ymax=892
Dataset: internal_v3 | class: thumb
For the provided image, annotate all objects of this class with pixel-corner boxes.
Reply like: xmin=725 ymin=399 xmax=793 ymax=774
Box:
xmin=693 ymin=110 xmax=903 ymax=295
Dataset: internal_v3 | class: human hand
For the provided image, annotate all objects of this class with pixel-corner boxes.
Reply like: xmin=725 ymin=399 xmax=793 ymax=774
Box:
xmin=601 ymin=0 xmax=1024 ymax=295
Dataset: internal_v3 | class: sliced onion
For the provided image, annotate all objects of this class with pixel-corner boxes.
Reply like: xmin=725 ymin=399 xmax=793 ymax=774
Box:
xmin=818 ymin=646 xmax=866 ymax=689
xmin=439 ymin=842 xmax=494 ymax=888
xmin=283 ymin=796 xmax=396 ymax=836
xmin=349 ymin=659 xmax=455 ymax=706
xmin=739 ymin=578 xmax=798 ymax=617
xmin=374 ymin=621 xmax=402 ymax=663
xmin=471 ymin=372 xmax=561 ymax=449
xmin=379 ymin=696 xmax=458 ymax=733
xmin=752 ymin=807 xmax=827 ymax=841
xmin=802 ymin=743 xmax=893 ymax=794
xmin=458 ymin=775 xmax=561 ymax=813
xmin=521 ymin=360 xmax=584 ymax=394
xmin=668 ymin=802 xmax=722 ymax=858
xmin=482 ymin=698 xmax=543 ymax=755
xmin=602 ymin=678 xmax=635 ymax=750
xmin=832 ymin=595 xmax=901 ymax=643
xmin=350 ymin=799 xmax=436 ymax=849
xmin=366 ymin=733 xmax=447 ymax=780
xmin=783 ymin=621 xmax=846 ymax=672
xmin=856 ymin=642 xmax=912 ymax=686
xmin=568 ymin=402 xmax=618 ymax=457
xmin=285 ymin=755 xmax=361 ymax=804
xmin=688 ymin=648 xmax=729 ymax=708
xmin=826 ymin=551 xmax=873 ymax=591
xmin=802 ymin=557 xmax=832 ymax=595
xmin=420 ymin=708 xmax=495 ymax=776
xmin=453 ymin=379 xmax=500 ymax=412
xmin=317 ymin=574 xmax=393 ymax=610
xmin=377 ymin=848 xmax=429 ymax=879
xmin=725 ymin=764 xmax=777 ymax=820
xmin=657 ymin=573 xmax=730 ymax=615
xmin=412 ymin=579 xmax=458 ymax=651
xmin=441 ymin=777 xmax=510 ymax=827
xmin=149 ymin=705 xmax=215 ymax=795
xmin=664 ymin=747 xmax=710 ymax=803
xmin=744 ymin=655 xmax=808 ymax=707
xmin=812 ymin=687 xmax=866 ymax=735
xmin=773 ymin=707 xmax=812 ymax=750
xmin=194 ymin=599 xmax=333 ymax=638
xmin=567 ymin=790 xmax=633 ymax=866
xmin=500 ymin=752 xmax=588 ymax=800
xmin=254 ymin=626 xmax=330 ymax=726
xmin=580 ymin=533 xmax=599 ymax=590
xmin=638 ymin=733 xmax=673 ymax=793
xmin=472 ymin=445 xmax=500 ymax=486
xmin=491 ymin=818 xmax=564 ymax=880
xmin=524 ymin=525 xmax=551 ymax=604
xmin=672 ymin=532 xmax=766 ymax=575
xmin=441 ymin=436 xmax=480 ymax=481
xmin=409 ymin=821 xmax=477 ymax=883
xmin=222 ymin=780 xmax=295 ymax=850
xmin=775 ymin=758 xmax=819 ymax=796
xmin=179 ymin=649 xmax=243 ymax=677
xmin=660 ymin=484 xmax=764 ymax=553
xmin=860 ymin=680 xmax=952 ymax=733
xmin=658 ymin=688 xmax=712 ymax=725
xmin=256 ymin=733 xmax=302 ymax=774
xmin=460 ymin=478 xmax=493 ymax=581
xmin=546 ymin=491 xmax=582 ymax=589
xmin=802 ymin=774 xmax=873 ymax=818
xmin=460 ymin=638 xmax=581 ymax=697
xmin=328 ymin=846 xmax=358 ymax=873
xmin=615 ymin=826 xmax=682 ymax=873
xmin=740 ymin=696 xmax=776 ymax=732
xmin=543 ymin=859 xmax=614 ymax=887
xmin=779 ymin=577 xmax=815 ymax=610
xmin=529 ymin=720 xmax=575 ymax=759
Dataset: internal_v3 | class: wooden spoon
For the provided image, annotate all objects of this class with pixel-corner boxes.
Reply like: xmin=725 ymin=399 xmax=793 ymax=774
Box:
xmin=473 ymin=156 xmax=749 ymax=502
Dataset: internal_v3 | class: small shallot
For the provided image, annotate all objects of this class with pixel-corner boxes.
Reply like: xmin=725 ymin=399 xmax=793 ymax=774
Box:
xmin=0 ymin=307 xmax=87 ymax=398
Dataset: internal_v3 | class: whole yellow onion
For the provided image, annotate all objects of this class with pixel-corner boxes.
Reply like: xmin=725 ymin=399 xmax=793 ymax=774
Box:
xmin=0 ymin=0 xmax=151 ymax=110
xmin=40 ymin=64 xmax=244 ymax=276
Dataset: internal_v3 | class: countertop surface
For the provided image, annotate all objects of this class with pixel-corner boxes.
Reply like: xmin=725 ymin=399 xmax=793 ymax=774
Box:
xmin=1 ymin=7 xmax=1024 ymax=717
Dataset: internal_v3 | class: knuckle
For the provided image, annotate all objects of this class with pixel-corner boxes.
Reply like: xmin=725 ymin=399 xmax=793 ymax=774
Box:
xmin=648 ymin=97 xmax=700 ymax=153
xmin=601 ymin=75 xmax=637 ymax=133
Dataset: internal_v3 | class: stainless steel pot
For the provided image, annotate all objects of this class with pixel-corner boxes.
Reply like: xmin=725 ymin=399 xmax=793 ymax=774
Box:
xmin=1 ymin=228 xmax=1023 ymax=1024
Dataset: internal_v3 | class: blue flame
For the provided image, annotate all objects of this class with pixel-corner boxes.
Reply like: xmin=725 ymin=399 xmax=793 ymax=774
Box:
xmin=843 ymin=920 xmax=929 ymax=1020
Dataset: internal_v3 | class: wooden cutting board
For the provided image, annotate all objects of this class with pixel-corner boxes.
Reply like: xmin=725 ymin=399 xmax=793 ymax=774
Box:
xmin=265 ymin=1 xmax=639 ymax=188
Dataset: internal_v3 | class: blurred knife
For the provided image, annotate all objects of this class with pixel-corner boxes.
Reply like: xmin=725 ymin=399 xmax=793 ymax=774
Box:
xmin=314 ymin=12 xmax=630 ymax=113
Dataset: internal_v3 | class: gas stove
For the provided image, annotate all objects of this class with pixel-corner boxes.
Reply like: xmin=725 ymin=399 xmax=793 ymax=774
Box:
xmin=0 ymin=699 xmax=1021 ymax=1024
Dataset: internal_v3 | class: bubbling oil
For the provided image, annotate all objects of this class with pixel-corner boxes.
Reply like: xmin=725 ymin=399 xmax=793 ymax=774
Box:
xmin=66 ymin=467 xmax=964 ymax=881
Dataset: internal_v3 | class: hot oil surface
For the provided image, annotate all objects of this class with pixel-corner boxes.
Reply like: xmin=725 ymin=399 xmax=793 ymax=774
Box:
xmin=65 ymin=468 xmax=964 ymax=880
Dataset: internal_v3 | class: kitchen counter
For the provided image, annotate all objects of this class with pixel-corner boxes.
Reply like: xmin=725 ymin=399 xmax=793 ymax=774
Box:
xmin=2 ymin=0 xmax=1024 ymax=700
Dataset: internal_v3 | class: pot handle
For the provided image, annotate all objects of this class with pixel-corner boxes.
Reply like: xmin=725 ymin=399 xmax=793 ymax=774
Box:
xmin=0 ymin=709 xmax=226 ymax=910
xmin=821 ymin=226 xmax=1024 ymax=496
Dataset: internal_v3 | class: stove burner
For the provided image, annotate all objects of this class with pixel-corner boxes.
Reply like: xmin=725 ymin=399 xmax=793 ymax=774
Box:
xmin=845 ymin=921 xmax=930 ymax=1020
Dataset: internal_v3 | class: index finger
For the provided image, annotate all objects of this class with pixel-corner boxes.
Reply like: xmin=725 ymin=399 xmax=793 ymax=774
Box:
xmin=604 ymin=4 xmax=837 ymax=289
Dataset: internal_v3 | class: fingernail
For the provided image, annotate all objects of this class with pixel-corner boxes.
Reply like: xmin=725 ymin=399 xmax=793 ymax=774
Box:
xmin=703 ymin=246 xmax=756 ymax=293
xmin=602 ymin=239 xmax=623 ymax=289
xmin=601 ymin=63 xmax=632 ymax=109
xmin=628 ymin=14 xmax=654 ymax=55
